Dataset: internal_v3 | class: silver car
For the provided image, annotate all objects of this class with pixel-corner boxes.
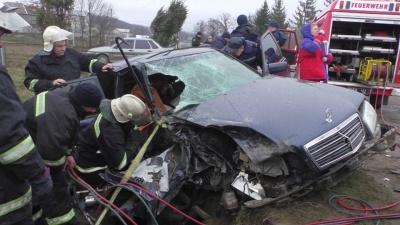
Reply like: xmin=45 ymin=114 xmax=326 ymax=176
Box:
xmin=87 ymin=37 xmax=174 ymax=63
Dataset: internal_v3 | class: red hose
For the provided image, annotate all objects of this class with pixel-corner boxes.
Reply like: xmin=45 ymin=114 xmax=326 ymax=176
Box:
xmin=121 ymin=182 xmax=206 ymax=225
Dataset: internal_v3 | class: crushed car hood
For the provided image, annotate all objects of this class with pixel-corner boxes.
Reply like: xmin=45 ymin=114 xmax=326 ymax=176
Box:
xmin=174 ymin=76 xmax=365 ymax=147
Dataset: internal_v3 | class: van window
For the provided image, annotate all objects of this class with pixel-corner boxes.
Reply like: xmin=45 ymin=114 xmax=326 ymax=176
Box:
xmin=136 ymin=40 xmax=151 ymax=49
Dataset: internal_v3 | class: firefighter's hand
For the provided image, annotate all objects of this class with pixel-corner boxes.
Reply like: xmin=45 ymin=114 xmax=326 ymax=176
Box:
xmin=63 ymin=156 xmax=76 ymax=171
xmin=102 ymin=63 xmax=113 ymax=72
xmin=53 ymin=78 xmax=66 ymax=85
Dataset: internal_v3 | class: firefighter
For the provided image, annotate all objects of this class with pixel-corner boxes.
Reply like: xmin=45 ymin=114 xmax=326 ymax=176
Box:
xmin=0 ymin=2 xmax=55 ymax=225
xmin=24 ymin=25 xmax=113 ymax=95
xmin=74 ymin=94 xmax=150 ymax=188
xmin=22 ymin=82 xmax=103 ymax=225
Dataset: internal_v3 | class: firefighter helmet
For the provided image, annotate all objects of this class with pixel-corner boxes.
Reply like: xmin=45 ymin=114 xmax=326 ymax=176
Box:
xmin=43 ymin=26 xmax=73 ymax=52
xmin=0 ymin=2 xmax=30 ymax=34
xmin=111 ymin=94 xmax=149 ymax=124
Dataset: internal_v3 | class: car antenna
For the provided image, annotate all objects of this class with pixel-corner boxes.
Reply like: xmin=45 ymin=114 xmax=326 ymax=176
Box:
xmin=115 ymin=36 xmax=161 ymax=119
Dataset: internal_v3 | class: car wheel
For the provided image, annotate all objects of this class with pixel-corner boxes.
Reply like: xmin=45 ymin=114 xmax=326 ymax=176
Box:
xmin=97 ymin=54 xmax=110 ymax=63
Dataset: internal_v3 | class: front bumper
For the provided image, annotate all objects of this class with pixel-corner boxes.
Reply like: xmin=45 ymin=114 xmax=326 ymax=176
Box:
xmin=243 ymin=124 xmax=397 ymax=208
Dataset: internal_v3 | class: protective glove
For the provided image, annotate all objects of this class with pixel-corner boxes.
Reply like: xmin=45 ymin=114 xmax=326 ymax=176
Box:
xmin=30 ymin=167 xmax=57 ymax=213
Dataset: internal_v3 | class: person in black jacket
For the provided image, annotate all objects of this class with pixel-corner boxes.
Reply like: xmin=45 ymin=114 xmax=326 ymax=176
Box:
xmin=191 ymin=31 xmax=203 ymax=47
xmin=265 ymin=21 xmax=287 ymax=47
xmin=211 ymin=32 xmax=231 ymax=50
xmin=231 ymin=14 xmax=259 ymax=42
xmin=0 ymin=3 xmax=56 ymax=225
xmin=74 ymin=94 xmax=150 ymax=187
xmin=22 ymin=82 xmax=103 ymax=225
xmin=222 ymin=37 xmax=261 ymax=70
xmin=24 ymin=25 xmax=113 ymax=95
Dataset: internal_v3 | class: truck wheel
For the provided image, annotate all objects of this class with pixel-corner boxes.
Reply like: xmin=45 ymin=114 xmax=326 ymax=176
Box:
xmin=97 ymin=54 xmax=110 ymax=63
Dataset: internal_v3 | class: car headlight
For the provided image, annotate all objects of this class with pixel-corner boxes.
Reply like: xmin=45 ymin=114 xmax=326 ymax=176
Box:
xmin=360 ymin=100 xmax=377 ymax=135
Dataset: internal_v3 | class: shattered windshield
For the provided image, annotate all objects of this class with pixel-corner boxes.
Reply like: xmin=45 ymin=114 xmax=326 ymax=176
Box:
xmin=144 ymin=51 xmax=261 ymax=111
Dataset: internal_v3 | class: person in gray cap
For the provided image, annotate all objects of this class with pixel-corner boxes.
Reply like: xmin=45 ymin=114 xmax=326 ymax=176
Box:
xmin=265 ymin=21 xmax=287 ymax=47
xmin=222 ymin=37 xmax=260 ymax=69
xmin=211 ymin=31 xmax=231 ymax=50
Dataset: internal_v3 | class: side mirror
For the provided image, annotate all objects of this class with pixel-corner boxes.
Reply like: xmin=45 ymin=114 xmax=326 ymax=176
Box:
xmin=264 ymin=62 xmax=289 ymax=74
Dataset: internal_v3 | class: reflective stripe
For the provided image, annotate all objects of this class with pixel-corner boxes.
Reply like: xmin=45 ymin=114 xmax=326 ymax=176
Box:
xmin=94 ymin=114 xmax=102 ymax=138
xmin=117 ymin=153 xmax=127 ymax=170
xmin=43 ymin=155 xmax=66 ymax=167
xmin=0 ymin=187 xmax=32 ymax=217
xmin=29 ymin=79 xmax=39 ymax=91
xmin=33 ymin=209 xmax=43 ymax=221
xmin=46 ymin=208 xmax=75 ymax=225
xmin=75 ymin=164 xmax=107 ymax=173
xmin=0 ymin=136 xmax=35 ymax=164
xmin=89 ymin=59 xmax=97 ymax=73
xmin=35 ymin=91 xmax=48 ymax=117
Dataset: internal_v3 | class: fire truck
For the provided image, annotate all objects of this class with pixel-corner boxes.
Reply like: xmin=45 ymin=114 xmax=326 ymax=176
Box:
xmin=313 ymin=0 xmax=400 ymax=106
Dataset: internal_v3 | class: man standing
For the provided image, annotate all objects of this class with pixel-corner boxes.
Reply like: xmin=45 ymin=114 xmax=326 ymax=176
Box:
xmin=211 ymin=32 xmax=231 ymax=50
xmin=192 ymin=31 xmax=203 ymax=47
xmin=231 ymin=14 xmax=259 ymax=42
xmin=74 ymin=94 xmax=150 ymax=187
xmin=24 ymin=25 xmax=113 ymax=95
xmin=265 ymin=21 xmax=287 ymax=47
xmin=0 ymin=2 xmax=54 ymax=225
xmin=23 ymin=82 xmax=103 ymax=225
xmin=222 ymin=37 xmax=260 ymax=69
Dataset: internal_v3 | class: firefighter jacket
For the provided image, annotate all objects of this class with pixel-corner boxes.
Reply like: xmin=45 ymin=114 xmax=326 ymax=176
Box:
xmin=24 ymin=47 xmax=105 ymax=95
xmin=0 ymin=65 xmax=49 ymax=224
xmin=75 ymin=114 xmax=136 ymax=173
xmin=22 ymin=90 xmax=79 ymax=167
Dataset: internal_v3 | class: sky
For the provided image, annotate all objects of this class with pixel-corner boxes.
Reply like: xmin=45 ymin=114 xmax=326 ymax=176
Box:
xmin=108 ymin=0 xmax=327 ymax=32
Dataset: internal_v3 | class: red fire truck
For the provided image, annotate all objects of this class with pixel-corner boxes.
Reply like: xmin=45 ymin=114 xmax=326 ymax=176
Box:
xmin=313 ymin=0 xmax=400 ymax=106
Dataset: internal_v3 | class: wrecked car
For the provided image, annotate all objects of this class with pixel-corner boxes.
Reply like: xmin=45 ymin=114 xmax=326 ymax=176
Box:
xmin=67 ymin=31 xmax=396 ymax=223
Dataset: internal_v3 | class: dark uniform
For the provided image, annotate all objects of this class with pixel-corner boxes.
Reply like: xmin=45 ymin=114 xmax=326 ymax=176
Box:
xmin=22 ymin=90 xmax=82 ymax=225
xmin=75 ymin=114 xmax=139 ymax=187
xmin=0 ymin=66 xmax=54 ymax=225
xmin=24 ymin=48 xmax=105 ymax=94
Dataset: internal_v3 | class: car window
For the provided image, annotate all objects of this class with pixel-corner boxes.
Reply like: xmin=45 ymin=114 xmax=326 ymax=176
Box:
xmin=149 ymin=41 xmax=159 ymax=49
xmin=135 ymin=40 xmax=151 ymax=49
xmin=144 ymin=51 xmax=261 ymax=111
xmin=119 ymin=40 xmax=134 ymax=49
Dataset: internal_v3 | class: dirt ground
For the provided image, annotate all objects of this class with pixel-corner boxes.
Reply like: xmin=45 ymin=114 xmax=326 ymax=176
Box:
xmin=361 ymin=95 xmax=400 ymax=199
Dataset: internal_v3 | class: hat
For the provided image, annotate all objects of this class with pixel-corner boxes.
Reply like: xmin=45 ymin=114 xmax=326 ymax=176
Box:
xmin=222 ymin=32 xmax=231 ymax=39
xmin=196 ymin=31 xmax=202 ymax=35
xmin=208 ymin=35 xmax=212 ymax=39
xmin=265 ymin=21 xmax=280 ymax=28
xmin=111 ymin=94 xmax=148 ymax=123
xmin=225 ymin=37 xmax=244 ymax=54
xmin=237 ymin=14 xmax=248 ymax=26
xmin=74 ymin=83 xmax=102 ymax=108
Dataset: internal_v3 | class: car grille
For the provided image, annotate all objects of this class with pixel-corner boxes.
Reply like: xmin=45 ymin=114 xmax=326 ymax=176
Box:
xmin=304 ymin=113 xmax=365 ymax=169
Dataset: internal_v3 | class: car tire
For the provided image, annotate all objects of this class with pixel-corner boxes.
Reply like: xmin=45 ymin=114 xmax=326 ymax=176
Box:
xmin=97 ymin=54 xmax=110 ymax=63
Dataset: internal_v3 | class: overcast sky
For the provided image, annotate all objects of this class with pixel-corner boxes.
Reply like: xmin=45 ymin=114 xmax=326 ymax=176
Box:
xmin=10 ymin=0 xmax=326 ymax=32
xmin=106 ymin=0 xmax=327 ymax=32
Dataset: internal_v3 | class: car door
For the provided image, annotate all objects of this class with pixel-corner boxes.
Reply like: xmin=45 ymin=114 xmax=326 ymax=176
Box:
xmin=279 ymin=29 xmax=299 ymax=77
xmin=134 ymin=39 xmax=153 ymax=55
xmin=111 ymin=39 xmax=135 ymax=59
xmin=260 ymin=31 xmax=287 ymax=76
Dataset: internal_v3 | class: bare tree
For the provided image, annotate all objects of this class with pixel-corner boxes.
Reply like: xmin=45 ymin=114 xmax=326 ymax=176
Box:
xmin=93 ymin=3 xmax=117 ymax=46
xmin=218 ymin=13 xmax=234 ymax=32
xmin=205 ymin=18 xmax=222 ymax=38
xmin=193 ymin=20 xmax=207 ymax=36
xmin=74 ymin=0 xmax=87 ymax=47
xmin=87 ymin=0 xmax=104 ymax=48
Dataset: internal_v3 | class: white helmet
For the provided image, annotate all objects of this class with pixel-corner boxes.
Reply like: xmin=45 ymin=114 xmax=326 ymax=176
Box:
xmin=111 ymin=94 xmax=149 ymax=124
xmin=0 ymin=2 xmax=30 ymax=34
xmin=43 ymin=25 xmax=73 ymax=52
